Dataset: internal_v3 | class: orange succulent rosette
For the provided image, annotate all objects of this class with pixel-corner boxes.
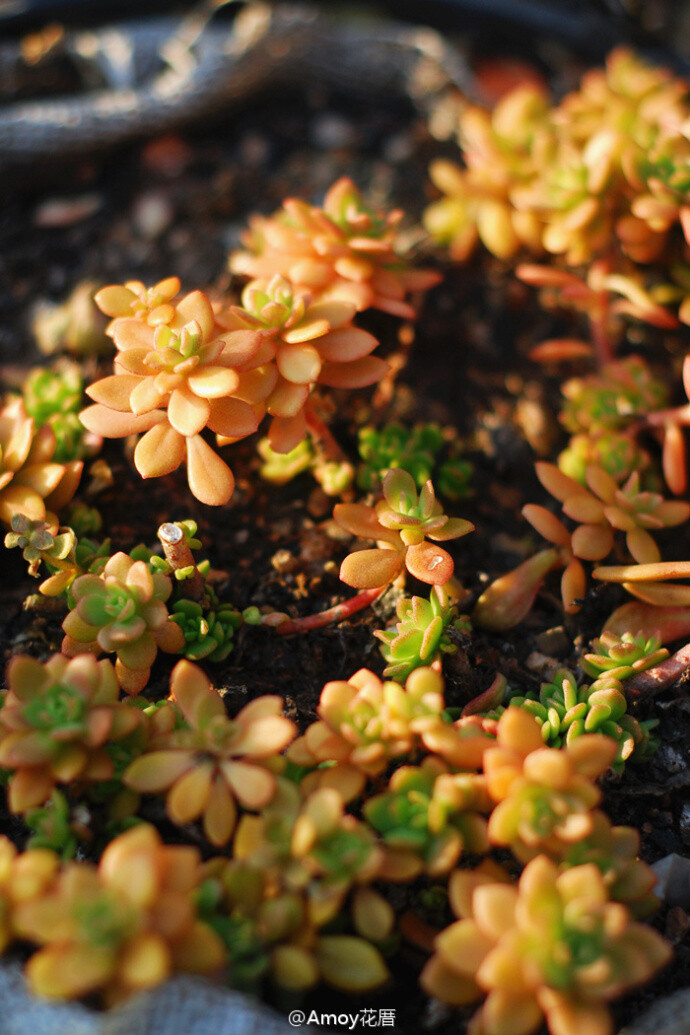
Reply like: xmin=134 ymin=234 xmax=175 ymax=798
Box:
xmin=230 ymin=177 xmax=441 ymax=318
xmin=218 ymin=274 xmax=387 ymax=452
xmin=124 ymin=660 xmax=296 ymax=846
xmin=82 ymin=288 xmax=263 ymax=504
xmin=0 ymin=397 xmax=82 ymax=527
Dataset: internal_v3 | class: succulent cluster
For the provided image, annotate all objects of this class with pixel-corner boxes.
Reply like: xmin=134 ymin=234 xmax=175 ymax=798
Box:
xmin=0 ymin=396 xmax=81 ymax=528
xmin=0 ymin=136 xmax=682 ymax=1032
xmin=504 ymin=667 xmax=657 ymax=773
xmin=425 ymin=47 xmax=690 ymax=336
xmin=199 ymin=783 xmax=392 ymax=995
xmin=357 ymin=422 xmax=472 ymax=498
xmin=82 ymin=180 xmax=439 ymax=504
xmin=22 ymin=363 xmax=98 ymax=463
xmin=230 ymin=176 xmax=440 ymax=317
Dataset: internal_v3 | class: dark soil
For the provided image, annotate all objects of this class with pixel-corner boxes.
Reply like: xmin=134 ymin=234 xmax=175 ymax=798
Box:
xmin=1 ymin=17 xmax=689 ymax=1034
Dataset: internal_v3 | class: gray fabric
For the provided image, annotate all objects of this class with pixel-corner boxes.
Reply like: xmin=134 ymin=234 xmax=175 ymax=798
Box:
xmin=0 ymin=961 xmax=302 ymax=1035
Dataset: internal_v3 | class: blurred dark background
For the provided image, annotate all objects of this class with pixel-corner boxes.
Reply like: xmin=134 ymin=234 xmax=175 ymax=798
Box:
xmin=0 ymin=0 xmax=689 ymax=68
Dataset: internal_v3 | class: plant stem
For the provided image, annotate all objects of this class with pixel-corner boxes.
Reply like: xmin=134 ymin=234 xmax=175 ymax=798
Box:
xmin=274 ymin=586 xmax=386 ymax=635
xmin=626 ymin=641 xmax=690 ymax=699
xmin=589 ymin=293 xmax=613 ymax=367
xmin=304 ymin=397 xmax=349 ymax=465
xmin=157 ymin=522 xmax=205 ymax=602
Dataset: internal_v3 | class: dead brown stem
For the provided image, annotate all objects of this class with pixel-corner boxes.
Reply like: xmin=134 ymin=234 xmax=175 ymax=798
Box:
xmin=157 ymin=522 xmax=205 ymax=602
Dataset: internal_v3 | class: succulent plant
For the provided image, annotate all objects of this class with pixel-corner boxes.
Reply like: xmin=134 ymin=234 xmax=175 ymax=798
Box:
xmin=25 ymin=790 xmax=81 ymax=860
xmin=422 ymin=854 xmax=671 ymax=1035
xmin=13 ymin=823 xmax=226 ymax=1003
xmin=22 ymin=363 xmax=98 ymax=463
xmin=363 ymin=757 xmax=490 ymax=878
xmin=0 ymin=654 xmax=141 ymax=813
xmin=4 ymin=514 xmax=75 ymax=577
xmin=483 ymin=707 xmax=617 ymax=862
xmin=505 ymin=668 xmax=656 ymax=773
xmin=0 ymin=836 xmax=61 ymax=955
xmin=65 ymin=502 xmax=102 ymax=538
xmin=375 ymin=585 xmax=470 ymax=681
xmin=558 ymin=431 xmax=650 ymax=486
xmin=61 ymin=553 xmax=185 ymax=694
xmin=287 ymin=666 xmax=445 ymax=780
xmin=424 ymin=83 xmax=550 ymax=261
xmin=84 ymin=284 xmax=264 ymax=505
xmin=356 ymin=422 xmax=473 ymax=499
xmin=582 ymin=630 xmax=669 ymax=680
xmin=206 ymin=843 xmax=390 ymax=995
xmin=94 ymin=276 xmax=183 ymax=328
xmin=556 ymin=811 xmax=661 ymax=923
xmin=334 ymin=468 xmax=474 ymax=589
xmin=258 ymin=436 xmax=315 ymax=484
xmin=219 ymin=274 xmax=387 ymax=454
xmin=124 ymin=661 xmax=296 ymax=846
xmin=235 ymin=782 xmax=383 ymax=921
xmin=31 ymin=280 xmax=111 ymax=357
xmin=170 ymin=599 xmax=243 ymax=662
xmin=288 ymin=666 xmax=491 ymax=788
xmin=199 ymin=781 xmax=393 ymax=995
xmin=539 ymin=462 xmax=690 ymax=565
xmin=560 ymin=357 xmax=667 ymax=436
xmin=230 ymin=177 xmax=441 ymax=318
xmin=509 ymin=461 xmax=690 ymax=618
xmin=0 ymin=396 xmax=82 ymax=527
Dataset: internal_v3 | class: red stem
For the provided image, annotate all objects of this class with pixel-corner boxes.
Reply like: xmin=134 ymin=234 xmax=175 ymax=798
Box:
xmin=304 ymin=397 xmax=349 ymax=464
xmin=274 ymin=586 xmax=386 ymax=635
xmin=589 ymin=292 xmax=613 ymax=367
xmin=626 ymin=641 xmax=690 ymax=699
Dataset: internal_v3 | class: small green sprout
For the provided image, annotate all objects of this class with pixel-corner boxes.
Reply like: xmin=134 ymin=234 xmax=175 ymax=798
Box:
xmin=582 ymin=631 xmax=669 ymax=680
xmin=375 ymin=585 xmax=471 ymax=681
xmin=65 ymin=502 xmax=102 ymax=538
xmin=5 ymin=515 xmax=75 ymax=577
xmin=25 ymin=790 xmax=79 ymax=860
xmin=22 ymin=364 xmax=97 ymax=462
xmin=171 ymin=599 xmax=243 ymax=662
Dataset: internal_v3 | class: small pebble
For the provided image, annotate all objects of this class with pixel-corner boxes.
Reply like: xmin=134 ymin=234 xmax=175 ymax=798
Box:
xmin=271 ymin=549 xmax=297 ymax=574
xmin=534 ymin=626 xmax=570 ymax=658
xmin=132 ymin=191 xmax=174 ymax=239
xmin=239 ymin=132 xmax=270 ymax=166
xmin=525 ymin=651 xmax=560 ymax=679
xmin=311 ymin=113 xmax=357 ymax=149
xmin=384 ymin=132 xmax=414 ymax=163
xmin=33 ymin=193 xmax=102 ymax=227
